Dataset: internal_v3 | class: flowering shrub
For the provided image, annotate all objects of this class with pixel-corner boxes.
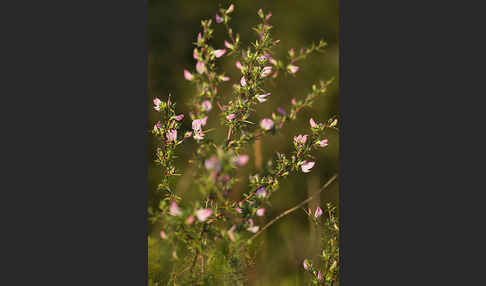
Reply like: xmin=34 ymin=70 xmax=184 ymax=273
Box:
xmin=149 ymin=4 xmax=338 ymax=285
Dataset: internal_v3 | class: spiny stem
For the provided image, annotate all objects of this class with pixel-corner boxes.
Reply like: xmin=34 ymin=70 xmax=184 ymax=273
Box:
xmin=248 ymin=174 xmax=338 ymax=242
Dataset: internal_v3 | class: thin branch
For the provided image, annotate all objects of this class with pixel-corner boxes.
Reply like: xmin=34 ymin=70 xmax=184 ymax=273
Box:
xmin=248 ymin=174 xmax=338 ymax=242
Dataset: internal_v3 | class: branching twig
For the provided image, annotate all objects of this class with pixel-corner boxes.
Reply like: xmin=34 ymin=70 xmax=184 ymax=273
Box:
xmin=248 ymin=174 xmax=338 ymax=242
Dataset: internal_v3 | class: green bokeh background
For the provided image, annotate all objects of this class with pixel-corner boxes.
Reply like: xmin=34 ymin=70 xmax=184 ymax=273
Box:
xmin=148 ymin=0 xmax=338 ymax=284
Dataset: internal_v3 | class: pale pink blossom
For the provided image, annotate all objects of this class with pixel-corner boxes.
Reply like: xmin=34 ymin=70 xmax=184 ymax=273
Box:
xmin=184 ymin=131 xmax=193 ymax=138
xmin=197 ymin=32 xmax=202 ymax=42
xmin=153 ymin=97 xmax=162 ymax=111
xmin=314 ymin=206 xmax=323 ymax=218
xmin=166 ymin=129 xmax=177 ymax=142
xmin=193 ymin=130 xmax=204 ymax=140
xmin=317 ymin=139 xmax=328 ymax=147
xmin=196 ymin=61 xmax=206 ymax=74
xmin=160 ymin=231 xmax=167 ymax=240
xmin=228 ymin=225 xmax=236 ymax=241
xmin=256 ymin=208 xmax=265 ymax=216
xmin=156 ymin=121 xmax=162 ymax=129
xmin=303 ymin=259 xmax=310 ymax=270
xmin=193 ymin=48 xmax=198 ymax=59
xmin=261 ymin=66 xmax=272 ymax=77
xmin=215 ymin=13 xmax=223 ymax=23
xmin=235 ymin=61 xmax=242 ymax=70
xmin=256 ymin=187 xmax=267 ymax=198
xmin=186 ymin=215 xmax=195 ymax=225
xmin=235 ymin=207 xmax=242 ymax=214
xmin=255 ymin=93 xmax=270 ymax=103
xmin=265 ymin=12 xmax=272 ymax=21
xmin=204 ymin=156 xmax=221 ymax=172
xmin=226 ymin=4 xmax=234 ymax=13
xmin=291 ymin=98 xmax=297 ymax=105
xmin=226 ymin=113 xmax=236 ymax=121
xmin=240 ymin=76 xmax=246 ymax=86
xmin=192 ymin=119 xmax=203 ymax=132
xmin=221 ymin=76 xmax=230 ymax=82
xmin=309 ymin=118 xmax=317 ymax=128
xmin=169 ymin=202 xmax=182 ymax=216
xmin=317 ymin=271 xmax=323 ymax=281
xmin=247 ymin=219 xmax=259 ymax=233
xmin=235 ymin=154 xmax=249 ymax=166
xmin=301 ymin=161 xmax=315 ymax=173
xmin=196 ymin=208 xmax=213 ymax=222
xmin=184 ymin=69 xmax=194 ymax=81
xmin=213 ymin=49 xmax=226 ymax=58
xmin=175 ymin=114 xmax=184 ymax=121
xmin=287 ymin=64 xmax=300 ymax=74
xmin=201 ymin=100 xmax=212 ymax=112
xmin=224 ymin=40 xmax=232 ymax=49
xmin=293 ymin=134 xmax=308 ymax=145
xmin=260 ymin=118 xmax=274 ymax=130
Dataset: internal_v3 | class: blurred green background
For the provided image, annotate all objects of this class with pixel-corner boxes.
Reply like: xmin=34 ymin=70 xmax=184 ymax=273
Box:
xmin=148 ymin=0 xmax=338 ymax=284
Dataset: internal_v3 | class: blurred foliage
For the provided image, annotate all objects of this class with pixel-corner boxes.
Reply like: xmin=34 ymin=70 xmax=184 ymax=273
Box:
xmin=148 ymin=0 xmax=338 ymax=285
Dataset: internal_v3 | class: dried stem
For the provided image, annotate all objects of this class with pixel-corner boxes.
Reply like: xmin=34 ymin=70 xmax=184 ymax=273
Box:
xmin=248 ymin=174 xmax=338 ymax=242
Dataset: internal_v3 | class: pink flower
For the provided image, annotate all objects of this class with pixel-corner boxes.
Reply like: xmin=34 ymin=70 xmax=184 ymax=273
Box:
xmin=303 ymin=259 xmax=310 ymax=270
xmin=166 ymin=129 xmax=177 ymax=142
xmin=240 ymin=76 xmax=246 ymax=87
xmin=291 ymin=98 xmax=297 ymax=105
xmin=193 ymin=48 xmax=198 ymax=59
xmin=247 ymin=219 xmax=259 ymax=233
xmin=293 ymin=134 xmax=308 ymax=145
xmin=215 ymin=13 xmax=223 ymax=23
xmin=160 ymin=231 xmax=167 ymax=240
xmin=196 ymin=209 xmax=212 ymax=222
xmin=201 ymin=100 xmax=212 ymax=112
xmin=226 ymin=113 xmax=236 ymax=121
xmin=186 ymin=215 xmax=195 ymax=225
xmin=255 ymin=93 xmax=270 ymax=103
xmin=228 ymin=225 xmax=236 ymax=241
xmin=184 ymin=131 xmax=193 ymax=138
xmin=221 ymin=76 xmax=230 ymax=82
xmin=192 ymin=119 xmax=203 ymax=132
xmin=193 ymin=130 xmax=204 ymax=140
xmin=197 ymin=32 xmax=202 ymax=42
xmin=265 ymin=12 xmax=272 ymax=21
xmin=213 ymin=49 xmax=226 ymax=58
xmin=204 ymin=156 xmax=221 ymax=172
xmin=261 ymin=66 xmax=272 ymax=77
xmin=170 ymin=202 xmax=182 ymax=216
xmin=256 ymin=187 xmax=267 ymax=198
xmin=301 ymin=161 xmax=315 ymax=173
xmin=224 ymin=40 xmax=232 ymax=49
xmin=309 ymin=118 xmax=317 ymax=128
xmin=153 ymin=97 xmax=162 ymax=111
xmin=235 ymin=154 xmax=249 ymax=166
xmin=260 ymin=118 xmax=274 ymax=130
xmin=256 ymin=208 xmax=265 ymax=216
xmin=184 ymin=69 xmax=194 ymax=81
xmin=314 ymin=206 xmax=323 ymax=218
xmin=226 ymin=3 xmax=234 ymax=13
xmin=156 ymin=121 xmax=162 ymax=129
xmin=277 ymin=107 xmax=286 ymax=116
xmin=317 ymin=139 xmax=328 ymax=147
xmin=317 ymin=271 xmax=323 ymax=281
xmin=196 ymin=61 xmax=206 ymax=74
xmin=235 ymin=207 xmax=242 ymax=214
xmin=235 ymin=61 xmax=242 ymax=70
xmin=287 ymin=64 xmax=300 ymax=74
